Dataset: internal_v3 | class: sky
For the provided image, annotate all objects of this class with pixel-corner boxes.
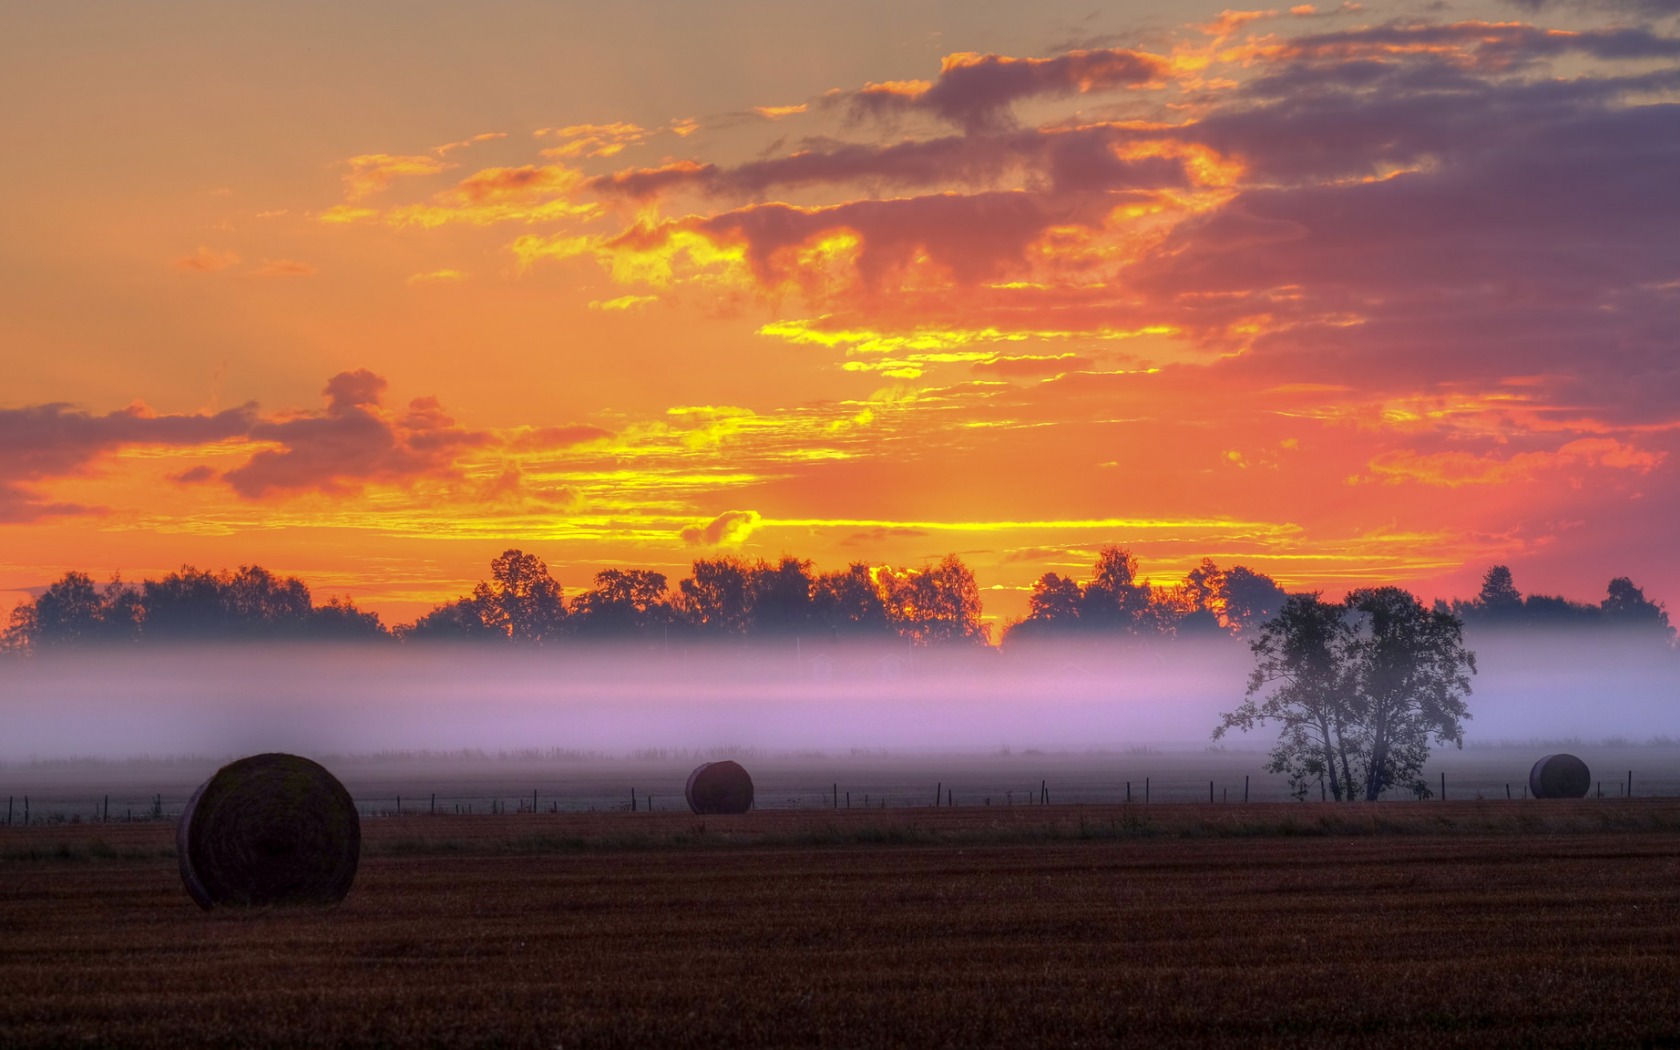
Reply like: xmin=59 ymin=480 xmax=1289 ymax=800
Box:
xmin=3 ymin=0 xmax=1678 ymax=630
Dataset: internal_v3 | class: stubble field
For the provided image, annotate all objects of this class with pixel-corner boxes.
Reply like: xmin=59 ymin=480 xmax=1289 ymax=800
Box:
xmin=4 ymin=801 xmax=1680 ymax=1048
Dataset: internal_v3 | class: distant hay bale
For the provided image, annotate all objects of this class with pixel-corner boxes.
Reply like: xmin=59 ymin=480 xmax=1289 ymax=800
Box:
xmin=177 ymin=753 xmax=361 ymax=910
xmin=685 ymin=760 xmax=754 ymax=814
xmin=1529 ymin=753 xmax=1591 ymax=799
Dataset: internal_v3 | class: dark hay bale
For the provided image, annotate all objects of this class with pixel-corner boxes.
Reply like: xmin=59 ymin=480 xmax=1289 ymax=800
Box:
xmin=1529 ymin=753 xmax=1591 ymax=799
xmin=177 ymin=753 xmax=360 ymax=910
xmin=685 ymin=760 xmax=754 ymax=814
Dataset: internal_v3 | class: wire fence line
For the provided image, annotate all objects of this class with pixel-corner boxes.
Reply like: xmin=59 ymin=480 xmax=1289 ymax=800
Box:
xmin=1 ymin=767 xmax=1668 ymax=826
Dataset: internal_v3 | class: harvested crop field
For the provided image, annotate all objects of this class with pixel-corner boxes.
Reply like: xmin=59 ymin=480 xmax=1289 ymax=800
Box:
xmin=4 ymin=802 xmax=1680 ymax=1048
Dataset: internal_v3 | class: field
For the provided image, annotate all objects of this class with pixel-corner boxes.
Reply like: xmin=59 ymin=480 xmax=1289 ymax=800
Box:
xmin=4 ymin=800 xmax=1680 ymax=1048
xmin=7 ymin=742 xmax=1679 ymax=824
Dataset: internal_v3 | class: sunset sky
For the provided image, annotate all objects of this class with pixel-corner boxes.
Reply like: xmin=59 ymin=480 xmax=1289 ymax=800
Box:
xmin=3 ymin=0 xmax=1678 ymax=630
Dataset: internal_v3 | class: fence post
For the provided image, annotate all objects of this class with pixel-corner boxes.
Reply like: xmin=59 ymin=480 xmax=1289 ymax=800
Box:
xmin=834 ymin=783 xmax=838 ymax=809
xmin=1244 ymin=776 xmax=1249 ymax=803
xmin=103 ymin=795 xmax=109 ymax=824
xmin=396 ymin=794 xmax=401 ymax=816
xmin=1145 ymin=778 xmax=1149 ymax=804
xmin=6 ymin=796 xmax=10 ymax=826
xmin=1440 ymin=772 xmax=1446 ymax=801
xmin=431 ymin=793 xmax=436 ymax=815
xmin=1628 ymin=771 xmax=1633 ymax=798
xmin=533 ymin=788 xmax=538 ymax=813
xmin=1041 ymin=779 xmax=1047 ymax=805
xmin=934 ymin=782 xmax=941 ymax=807
xmin=1209 ymin=781 xmax=1214 ymax=804
xmin=1126 ymin=781 xmax=1131 ymax=803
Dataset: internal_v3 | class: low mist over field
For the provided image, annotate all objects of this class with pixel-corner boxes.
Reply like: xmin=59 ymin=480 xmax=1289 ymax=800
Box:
xmin=0 ymin=631 xmax=1673 ymax=763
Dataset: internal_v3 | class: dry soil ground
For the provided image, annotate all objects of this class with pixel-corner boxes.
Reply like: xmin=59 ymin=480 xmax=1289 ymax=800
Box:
xmin=3 ymin=802 xmax=1680 ymax=1048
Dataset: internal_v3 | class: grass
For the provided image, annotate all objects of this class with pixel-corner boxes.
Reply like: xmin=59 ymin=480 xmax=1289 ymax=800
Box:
xmin=4 ymin=804 xmax=1680 ymax=1046
xmin=10 ymin=799 xmax=1680 ymax=861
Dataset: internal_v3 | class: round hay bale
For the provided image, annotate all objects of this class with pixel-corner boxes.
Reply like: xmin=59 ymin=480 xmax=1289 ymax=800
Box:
xmin=177 ymin=753 xmax=360 ymax=910
xmin=1529 ymin=753 xmax=1591 ymax=799
xmin=685 ymin=760 xmax=754 ymax=814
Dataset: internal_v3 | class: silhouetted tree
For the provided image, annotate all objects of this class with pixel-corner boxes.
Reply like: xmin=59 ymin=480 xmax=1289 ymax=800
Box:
xmin=1521 ymin=593 xmax=1600 ymax=626
xmin=1079 ymin=546 xmax=1152 ymax=631
xmin=1219 ymin=566 xmax=1288 ymax=635
xmin=1601 ymin=576 xmax=1674 ymax=641
xmin=472 ymin=549 xmax=567 ymax=644
xmin=1182 ymin=559 xmax=1224 ymax=616
xmin=749 ymin=557 xmax=817 ymax=635
xmin=307 ymin=596 xmax=387 ymax=640
xmin=879 ymin=554 xmax=987 ymax=645
xmin=810 ymin=563 xmax=892 ymax=637
xmin=569 ymin=568 xmax=674 ymax=639
xmin=1215 ymin=588 xmax=1475 ymax=801
xmin=30 ymin=571 xmax=106 ymax=648
xmin=141 ymin=566 xmax=233 ymax=638
xmin=678 ymin=557 xmax=754 ymax=637
xmin=398 ymin=598 xmax=499 ymax=642
xmin=1027 ymin=572 xmax=1083 ymax=623
xmin=1476 ymin=565 xmax=1524 ymax=619
xmin=221 ymin=565 xmax=313 ymax=636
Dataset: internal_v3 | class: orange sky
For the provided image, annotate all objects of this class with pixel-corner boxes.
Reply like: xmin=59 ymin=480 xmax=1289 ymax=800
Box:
xmin=3 ymin=1 xmax=1678 ymax=630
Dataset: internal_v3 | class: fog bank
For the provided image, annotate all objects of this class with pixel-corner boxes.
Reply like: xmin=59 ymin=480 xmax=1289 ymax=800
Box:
xmin=0 ymin=631 xmax=1672 ymax=762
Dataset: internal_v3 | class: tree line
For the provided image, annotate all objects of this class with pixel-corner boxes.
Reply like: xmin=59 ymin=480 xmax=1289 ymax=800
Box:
xmin=1 ymin=549 xmax=1670 ymax=654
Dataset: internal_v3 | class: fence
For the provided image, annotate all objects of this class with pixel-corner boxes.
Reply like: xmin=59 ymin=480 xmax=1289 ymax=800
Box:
xmin=1 ymin=765 xmax=1669 ymax=826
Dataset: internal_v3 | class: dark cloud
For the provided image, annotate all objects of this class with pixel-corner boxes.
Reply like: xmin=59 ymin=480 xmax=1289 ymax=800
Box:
xmin=1502 ymin=0 xmax=1680 ymax=18
xmin=0 ymin=401 xmax=256 ymax=522
xmin=695 ymin=191 xmax=1079 ymax=290
xmin=1279 ymin=20 xmax=1680 ymax=69
xmin=847 ymin=48 xmax=1168 ymax=133
xmin=591 ymin=125 xmax=1197 ymax=204
xmin=222 ymin=370 xmax=491 ymax=498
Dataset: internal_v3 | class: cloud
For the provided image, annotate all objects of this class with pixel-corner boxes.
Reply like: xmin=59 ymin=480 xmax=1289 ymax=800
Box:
xmin=0 ymin=401 xmax=256 ymax=522
xmin=434 ymin=131 xmax=508 ymax=155
xmin=220 ymin=370 xmax=492 ymax=498
xmin=680 ymin=509 xmax=764 ymax=547
xmin=174 ymin=246 xmax=240 ymax=273
xmin=972 ymin=354 xmax=1094 ymax=378
xmin=846 ymin=48 xmax=1171 ymax=132
xmin=606 ymin=190 xmax=1082 ymax=299
xmin=588 ymin=294 xmax=657 ymax=311
xmin=537 ymin=122 xmax=651 ymax=159
xmin=342 ymin=153 xmax=453 ymax=200
xmin=407 ymin=269 xmax=468 ymax=283
xmin=504 ymin=424 xmax=616 ymax=452
xmin=250 ymin=259 xmax=316 ymax=278
xmin=1356 ymin=438 xmax=1667 ymax=487
xmin=384 ymin=164 xmax=597 ymax=228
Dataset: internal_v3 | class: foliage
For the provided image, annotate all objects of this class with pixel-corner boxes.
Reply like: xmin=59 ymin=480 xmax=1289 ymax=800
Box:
xmin=2 ymin=550 xmax=1671 ymax=655
xmin=1215 ymin=588 xmax=1476 ymax=801
xmin=2 ymin=564 xmax=385 ymax=651
xmin=1004 ymin=548 xmax=1288 ymax=646
xmin=1452 ymin=564 xmax=1674 ymax=643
